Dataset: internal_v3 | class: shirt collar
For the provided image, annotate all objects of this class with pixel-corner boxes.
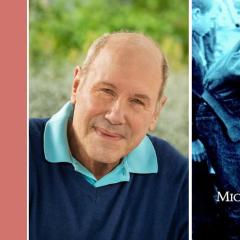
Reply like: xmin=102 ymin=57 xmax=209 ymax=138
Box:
xmin=44 ymin=102 xmax=158 ymax=187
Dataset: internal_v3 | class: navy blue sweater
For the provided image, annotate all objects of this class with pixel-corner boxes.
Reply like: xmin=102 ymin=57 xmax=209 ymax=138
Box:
xmin=29 ymin=119 xmax=188 ymax=240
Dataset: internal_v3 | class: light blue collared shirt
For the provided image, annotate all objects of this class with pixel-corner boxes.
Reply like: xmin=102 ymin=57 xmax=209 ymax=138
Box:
xmin=44 ymin=102 xmax=158 ymax=187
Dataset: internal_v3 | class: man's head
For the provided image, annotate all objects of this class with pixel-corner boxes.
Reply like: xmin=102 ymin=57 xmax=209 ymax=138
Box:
xmin=192 ymin=0 xmax=217 ymax=36
xmin=69 ymin=32 xmax=167 ymax=166
xmin=78 ymin=32 xmax=168 ymax=99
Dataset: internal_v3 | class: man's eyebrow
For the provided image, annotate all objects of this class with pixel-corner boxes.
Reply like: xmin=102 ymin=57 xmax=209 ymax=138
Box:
xmin=98 ymin=82 xmax=117 ymax=89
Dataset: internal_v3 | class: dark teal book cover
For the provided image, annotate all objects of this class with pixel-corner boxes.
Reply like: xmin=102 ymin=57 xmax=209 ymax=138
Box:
xmin=192 ymin=0 xmax=240 ymax=239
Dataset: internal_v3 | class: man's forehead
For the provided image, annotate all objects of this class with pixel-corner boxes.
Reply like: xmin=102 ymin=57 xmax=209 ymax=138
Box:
xmin=91 ymin=35 xmax=163 ymax=71
xmin=91 ymin=46 xmax=163 ymax=82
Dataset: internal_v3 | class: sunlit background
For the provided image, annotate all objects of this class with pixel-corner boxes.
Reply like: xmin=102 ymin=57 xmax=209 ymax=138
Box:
xmin=29 ymin=0 xmax=189 ymax=155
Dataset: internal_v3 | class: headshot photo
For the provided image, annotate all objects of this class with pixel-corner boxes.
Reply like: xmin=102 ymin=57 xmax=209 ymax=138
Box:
xmin=29 ymin=1 xmax=189 ymax=239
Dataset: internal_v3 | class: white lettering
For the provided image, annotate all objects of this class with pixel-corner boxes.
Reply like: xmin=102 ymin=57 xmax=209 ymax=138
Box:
xmin=233 ymin=193 xmax=240 ymax=202
xmin=216 ymin=191 xmax=240 ymax=202
xmin=217 ymin=191 xmax=230 ymax=202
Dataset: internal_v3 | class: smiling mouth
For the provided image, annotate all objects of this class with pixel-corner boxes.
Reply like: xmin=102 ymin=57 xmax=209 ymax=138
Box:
xmin=94 ymin=127 xmax=124 ymax=141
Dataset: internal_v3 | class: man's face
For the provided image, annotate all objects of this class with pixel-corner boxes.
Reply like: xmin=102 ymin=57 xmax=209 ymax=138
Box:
xmin=70 ymin=44 xmax=166 ymax=164
xmin=193 ymin=5 xmax=217 ymax=36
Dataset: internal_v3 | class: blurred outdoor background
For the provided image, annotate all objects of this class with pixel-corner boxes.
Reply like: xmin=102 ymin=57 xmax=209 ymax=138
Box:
xmin=29 ymin=0 xmax=189 ymax=156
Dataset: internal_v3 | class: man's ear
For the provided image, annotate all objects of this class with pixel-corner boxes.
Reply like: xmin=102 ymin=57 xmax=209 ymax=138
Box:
xmin=70 ymin=66 xmax=81 ymax=104
xmin=149 ymin=96 xmax=167 ymax=132
xmin=192 ymin=8 xmax=201 ymax=22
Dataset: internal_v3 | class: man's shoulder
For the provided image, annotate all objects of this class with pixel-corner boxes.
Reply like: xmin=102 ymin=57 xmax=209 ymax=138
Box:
xmin=29 ymin=118 xmax=49 ymax=134
xmin=148 ymin=134 xmax=188 ymax=172
xmin=29 ymin=118 xmax=50 ymax=166
xmin=29 ymin=118 xmax=50 ymax=145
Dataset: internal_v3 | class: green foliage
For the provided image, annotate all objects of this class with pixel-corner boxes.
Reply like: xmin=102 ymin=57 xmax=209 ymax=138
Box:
xmin=30 ymin=0 xmax=188 ymax=70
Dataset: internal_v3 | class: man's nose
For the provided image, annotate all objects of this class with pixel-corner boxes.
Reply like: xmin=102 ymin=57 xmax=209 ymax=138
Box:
xmin=104 ymin=100 xmax=126 ymax=125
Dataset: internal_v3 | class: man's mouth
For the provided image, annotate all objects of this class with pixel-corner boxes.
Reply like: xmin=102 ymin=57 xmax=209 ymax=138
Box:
xmin=94 ymin=127 xmax=124 ymax=141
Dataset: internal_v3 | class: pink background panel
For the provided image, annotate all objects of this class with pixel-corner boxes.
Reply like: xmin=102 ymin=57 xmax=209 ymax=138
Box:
xmin=0 ymin=1 xmax=27 ymax=239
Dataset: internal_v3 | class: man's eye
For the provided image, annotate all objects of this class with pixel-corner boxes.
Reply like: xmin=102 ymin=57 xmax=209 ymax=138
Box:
xmin=100 ymin=88 xmax=115 ymax=95
xmin=131 ymin=98 xmax=145 ymax=106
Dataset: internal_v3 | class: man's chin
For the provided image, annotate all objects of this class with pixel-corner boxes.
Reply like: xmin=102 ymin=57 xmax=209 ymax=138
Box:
xmin=86 ymin=146 xmax=125 ymax=164
xmin=84 ymin=133 xmax=129 ymax=163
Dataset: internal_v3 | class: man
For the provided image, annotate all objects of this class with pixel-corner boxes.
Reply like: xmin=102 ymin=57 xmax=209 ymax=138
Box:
xmin=30 ymin=32 xmax=188 ymax=240
xmin=197 ymin=41 xmax=240 ymax=240
xmin=192 ymin=0 xmax=217 ymax=162
xmin=192 ymin=1 xmax=220 ymax=239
